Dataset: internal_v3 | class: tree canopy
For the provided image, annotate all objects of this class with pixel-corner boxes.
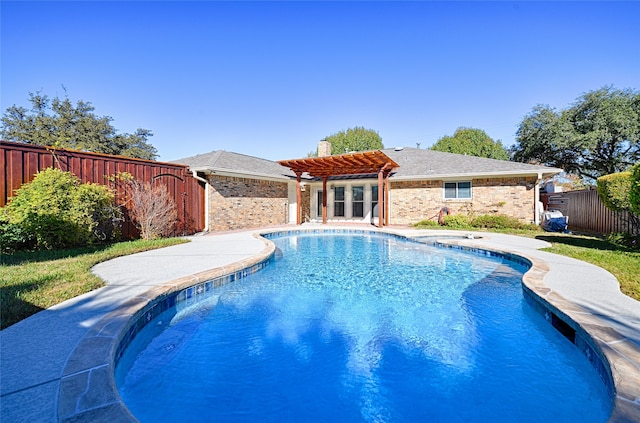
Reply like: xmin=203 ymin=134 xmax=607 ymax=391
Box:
xmin=512 ymin=86 xmax=640 ymax=181
xmin=317 ymin=127 xmax=384 ymax=156
xmin=431 ymin=127 xmax=509 ymax=160
xmin=1 ymin=92 xmax=158 ymax=160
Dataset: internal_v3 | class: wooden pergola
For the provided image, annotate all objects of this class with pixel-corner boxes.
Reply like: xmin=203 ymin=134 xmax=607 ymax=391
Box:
xmin=278 ymin=151 xmax=399 ymax=227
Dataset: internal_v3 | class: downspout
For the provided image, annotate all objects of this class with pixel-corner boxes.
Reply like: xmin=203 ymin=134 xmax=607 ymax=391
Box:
xmin=192 ymin=172 xmax=210 ymax=232
xmin=534 ymin=172 xmax=542 ymax=225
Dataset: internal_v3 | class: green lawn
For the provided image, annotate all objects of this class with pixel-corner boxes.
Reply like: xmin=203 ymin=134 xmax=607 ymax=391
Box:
xmin=0 ymin=238 xmax=188 ymax=329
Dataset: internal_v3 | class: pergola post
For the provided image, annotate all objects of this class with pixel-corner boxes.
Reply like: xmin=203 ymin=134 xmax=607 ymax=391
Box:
xmin=296 ymin=173 xmax=302 ymax=225
xmin=377 ymin=170 xmax=384 ymax=227
xmin=322 ymin=177 xmax=328 ymax=224
xmin=384 ymin=173 xmax=390 ymax=226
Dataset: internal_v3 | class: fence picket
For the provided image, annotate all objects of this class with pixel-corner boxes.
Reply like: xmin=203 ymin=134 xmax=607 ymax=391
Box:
xmin=542 ymin=189 xmax=639 ymax=235
xmin=1 ymin=141 xmax=205 ymax=237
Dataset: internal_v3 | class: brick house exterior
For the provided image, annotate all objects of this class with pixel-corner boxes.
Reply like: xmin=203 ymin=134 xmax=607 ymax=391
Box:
xmin=206 ymin=175 xmax=289 ymax=231
xmin=175 ymin=147 xmax=561 ymax=231
xmin=390 ymin=176 xmax=538 ymax=225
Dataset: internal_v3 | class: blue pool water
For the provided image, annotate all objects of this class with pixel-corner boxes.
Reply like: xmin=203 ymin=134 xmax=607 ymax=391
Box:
xmin=116 ymin=233 xmax=611 ymax=422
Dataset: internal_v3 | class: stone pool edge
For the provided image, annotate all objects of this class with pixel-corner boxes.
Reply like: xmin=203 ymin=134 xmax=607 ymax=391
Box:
xmin=56 ymin=228 xmax=640 ymax=422
xmin=57 ymin=233 xmax=276 ymax=422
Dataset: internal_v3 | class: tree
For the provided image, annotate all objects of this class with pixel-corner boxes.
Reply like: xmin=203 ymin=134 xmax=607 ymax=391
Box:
xmin=512 ymin=86 xmax=640 ymax=181
xmin=320 ymin=127 xmax=384 ymax=156
xmin=1 ymin=92 xmax=158 ymax=160
xmin=431 ymin=127 xmax=509 ymax=160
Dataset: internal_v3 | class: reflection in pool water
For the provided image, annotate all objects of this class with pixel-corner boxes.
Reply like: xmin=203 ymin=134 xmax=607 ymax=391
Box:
xmin=117 ymin=233 xmax=610 ymax=422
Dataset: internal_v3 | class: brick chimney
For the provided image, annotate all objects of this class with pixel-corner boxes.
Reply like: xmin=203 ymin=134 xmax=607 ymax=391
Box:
xmin=317 ymin=140 xmax=331 ymax=157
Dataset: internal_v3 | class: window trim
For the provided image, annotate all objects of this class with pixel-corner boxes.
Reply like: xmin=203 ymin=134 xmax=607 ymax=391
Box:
xmin=352 ymin=185 xmax=364 ymax=218
xmin=443 ymin=181 xmax=472 ymax=200
xmin=333 ymin=186 xmax=345 ymax=217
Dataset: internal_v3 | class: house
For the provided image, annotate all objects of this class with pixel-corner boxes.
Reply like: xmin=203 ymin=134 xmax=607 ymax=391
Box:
xmin=175 ymin=143 xmax=562 ymax=232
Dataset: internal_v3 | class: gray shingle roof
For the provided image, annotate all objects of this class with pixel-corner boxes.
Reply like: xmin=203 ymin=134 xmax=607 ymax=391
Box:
xmin=173 ymin=150 xmax=296 ymax=180
xmin=382 ymin=148 xmax=562 ymax=179
xmin=174 ymin=148 xmax=562 ymax=182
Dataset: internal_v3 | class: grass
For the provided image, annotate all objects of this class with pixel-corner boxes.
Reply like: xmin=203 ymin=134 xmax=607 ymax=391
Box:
xmin=0 ymin=238 xmax=188 ymax=329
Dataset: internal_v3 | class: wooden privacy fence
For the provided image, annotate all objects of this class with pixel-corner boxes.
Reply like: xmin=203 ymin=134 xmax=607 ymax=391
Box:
xmin=541 ymin=189 xmax=639 ymax=235
xmin=1 ymin=141 xmax=205 ymax=238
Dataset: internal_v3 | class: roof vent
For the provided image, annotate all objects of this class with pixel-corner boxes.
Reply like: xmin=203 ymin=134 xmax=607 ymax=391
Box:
xmin=394 ymin=147 xmax=404 ymax=151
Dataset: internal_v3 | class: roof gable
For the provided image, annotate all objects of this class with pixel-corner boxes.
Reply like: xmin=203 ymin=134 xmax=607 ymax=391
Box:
xmin=173 ymin=150 xmax=296 ymax=180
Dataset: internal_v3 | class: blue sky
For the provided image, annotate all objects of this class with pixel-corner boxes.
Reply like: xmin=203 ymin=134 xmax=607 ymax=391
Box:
xmin=2 ymin=1 xmax=639 ymax=162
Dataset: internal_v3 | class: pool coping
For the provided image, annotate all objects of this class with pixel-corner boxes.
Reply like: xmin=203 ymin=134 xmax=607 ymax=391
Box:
xmin=51 ymin=227 xmax=640 ymax=422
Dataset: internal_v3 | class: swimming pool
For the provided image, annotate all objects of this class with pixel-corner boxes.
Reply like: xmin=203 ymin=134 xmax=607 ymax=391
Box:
xmin=116 ymin=232 xmax=611 ymax=422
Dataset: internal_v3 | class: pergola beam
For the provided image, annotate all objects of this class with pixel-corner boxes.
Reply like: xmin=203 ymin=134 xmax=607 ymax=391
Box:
xmin=279 ymin=151 xmax=399 ymax=226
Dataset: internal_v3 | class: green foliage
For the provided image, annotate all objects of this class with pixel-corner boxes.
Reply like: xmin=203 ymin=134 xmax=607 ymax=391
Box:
xmin=606 ymin=232 xmax=640 ymax=251
xmin=431 ymin=127 xmax=509 ymax=160
xmin=414 ymin=213 xmax=538 ymax=231
xmin=597 ymin=171 xmax=633 ymax=212
xmin=630 ymin=162 xmax=640 ymax=216
xmin=512 ymin=86 xmax=640 ymax=181
xmin=0 ymin=212 xmax=32 ymax=254
xmin=1 ymin=92 xmax=158 ymax=160
xmin=323 ymin=126 xmax=384 ymax=155
xmin=441 ymin=214 xmax=472 ymax=228
xmin=413 ymin=218 xmax=440 ymax=227
xmin=2 ymin=168 xmax=122 ymax=250
xmin=470 ymin=214 xmax=536 ymax=230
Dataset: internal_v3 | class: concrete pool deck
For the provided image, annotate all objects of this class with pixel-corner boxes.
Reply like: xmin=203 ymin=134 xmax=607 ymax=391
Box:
xmin=1 ymin=226 xmax=639 ymax=422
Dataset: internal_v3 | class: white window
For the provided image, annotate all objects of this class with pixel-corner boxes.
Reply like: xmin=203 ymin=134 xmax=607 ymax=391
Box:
xmin=352 ymin=186 xmax=364 ymax=217
xmin=334 ymin=186 xmax=345 ymax=217
xmin=444 ymin=181 xmax=472 ymax=199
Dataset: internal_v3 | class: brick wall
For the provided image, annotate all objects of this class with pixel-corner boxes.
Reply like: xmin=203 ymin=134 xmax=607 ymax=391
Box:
xmin=207 ymin=175 xmax=289 ymax=231
xmin=390 ymin=176 xmax=537 ymax=225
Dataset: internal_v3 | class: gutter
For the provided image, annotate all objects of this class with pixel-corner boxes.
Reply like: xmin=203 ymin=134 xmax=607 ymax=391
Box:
xmin=390 ymin=169 xmax=562 ymax=181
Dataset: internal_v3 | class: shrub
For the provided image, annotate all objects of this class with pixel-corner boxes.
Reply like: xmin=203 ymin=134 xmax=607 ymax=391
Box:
xmin=630 ymin=162 xmax=640 ymax=216
xmin=606 ymin=232 xmax=640 ymax=251
xmin=597 ymin=171 xmax=633 ymax=212
xmin=471 ymin=214 xmax=526 ymax=229
xmin=441 ymin=214 xmax=472 ymax=228
xmin=127 ymin=181 xmax=178 ymax=240
xmin=2 ymin=168 xmax=121 ymax=250
xmin=0 ymin=212 xmax=32 ymax=254
xmin=414 ymin=213 xmax=539 ymax=231
xmin=413 ymin=219 xmax=440 ymax=227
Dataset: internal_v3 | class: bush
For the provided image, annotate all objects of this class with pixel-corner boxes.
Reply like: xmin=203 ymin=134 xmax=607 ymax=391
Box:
xmin=630 ymin=162 xmax=640 ymax=216
xmin=127 ymin=180 xmax=178 ymax=240
xmin=441 ymin=214 xmax=472 ymax=228
xmin=597 ymin=171 xmax=633 ymax=212
xmin=0 ymin=212 xmax=32 ymax=254
xmin=471 ymin=214 xmax=529 ymax=229
xmin=606 ymin=232 xmax=640 ymax=251
xmin=414 ymin=213 xmax=539 ymax=231
xmin=413 ymin=219 xmax=440 ymax=227
xmin=2 ymin=168 xmax=121 ymax=250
